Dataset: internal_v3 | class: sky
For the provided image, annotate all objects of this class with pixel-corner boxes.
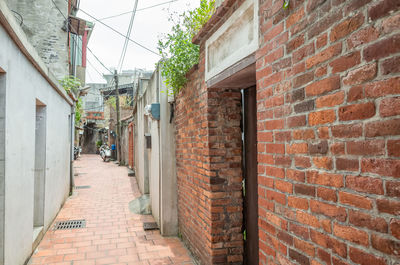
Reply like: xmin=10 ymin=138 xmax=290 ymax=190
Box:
xmin=78 ymin=0 xmax=200 ymax=83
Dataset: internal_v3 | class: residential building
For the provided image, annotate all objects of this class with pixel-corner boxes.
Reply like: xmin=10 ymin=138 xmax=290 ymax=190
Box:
xmin=172 ymin=0 xmax=400 ymax=264
xmin=0 ymin=0 xmax=74 ymax=264
xmin=132 ymin=66 xmax=178 ymax=235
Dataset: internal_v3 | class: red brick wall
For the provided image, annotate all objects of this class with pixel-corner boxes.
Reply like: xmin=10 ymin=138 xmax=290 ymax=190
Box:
xmin=257 ymin=0 xmax=400 ymax=264
xmin=175 ymin=61 xmax=244 ymax=264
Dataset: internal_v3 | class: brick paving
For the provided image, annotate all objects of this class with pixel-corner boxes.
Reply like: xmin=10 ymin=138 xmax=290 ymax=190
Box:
xmin=28 ymin=154 xmax=194 ymax=265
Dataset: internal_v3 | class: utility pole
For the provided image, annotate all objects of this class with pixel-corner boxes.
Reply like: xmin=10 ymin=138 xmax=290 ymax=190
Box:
xmin=114 ymin=70 xmax=121 ymax=163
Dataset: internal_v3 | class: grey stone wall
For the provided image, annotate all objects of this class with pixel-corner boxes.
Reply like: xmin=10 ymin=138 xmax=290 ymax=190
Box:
xmin=6 ymin=0 xmax=69 ymax=79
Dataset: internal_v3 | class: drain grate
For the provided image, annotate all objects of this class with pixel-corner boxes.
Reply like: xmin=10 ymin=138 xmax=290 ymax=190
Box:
xmin=53 ymin=220 xmax=86 ymax=230
xmin=75 ymin=185 xmax=91 ymax=189
xmin=143 ymin=222 xmax=158 ymax=231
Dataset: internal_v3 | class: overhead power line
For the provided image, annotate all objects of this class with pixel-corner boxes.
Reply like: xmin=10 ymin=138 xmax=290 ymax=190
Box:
xmin=75 ymin=5 xmax=160 ymax=56
xmin=98 ymin=0 xmax=179 ymax=21
xmin=118 ymin=0 xmax=139 ymax=72
xmin=51 ymin=0 xmax=112 ymax=76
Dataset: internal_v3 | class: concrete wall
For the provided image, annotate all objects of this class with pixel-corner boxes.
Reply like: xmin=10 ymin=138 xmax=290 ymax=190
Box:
xmin=133 ymin=68 xmax=178 ymax=235
xmin=0 ymin=71 xmax=5 ymax=264
xmin=0 ymin=7 xmax=72 ymax=265
xmin=5 ymin=0 xmax=69 ymax=79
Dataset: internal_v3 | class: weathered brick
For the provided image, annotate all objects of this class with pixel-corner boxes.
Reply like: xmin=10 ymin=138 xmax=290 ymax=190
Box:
xmin=380 ymin=97 xmax=400 ymax=117
xmin=313 ymin=157 xmax=333 ymax=170
xmin=329 ymin=52 xmax=361 ymax=73
xmin=287 ymin=143 xmax=308 ymax=154
xmin=349 ymin=247 xmax=386 ymax=265
xmin=347 ymin=140 xmax=385 ymax=155
xmin=388 ymin=140 xmax=400 ymax=157
xmin=306 ymin=43 xmax=342 ymax=69
xmin=308 ymin=171 xmax=343 ymax=188
xmin=339 ymin=191 xmax=372 ymax=209
xmin=371 ymin=234 xmax=400 ymax=255
xmin=361 ymin=158 xmax=400 ymax=178
xmin=308 ymin=9 xmax=343 ymax=39
xmin=368 ymin=0 xmax=400 ymax=20
xmin=339 ymin=102 xmax=376 ymax=121
xmin=309 ymin=110 xmax=336 ymax=125
xmin=293 ymin=129 xmax=315 ymax=140
xmin=293 ymin=72 xmax=314 ymax=88
xmin=331 ymin=123 xmax=362 ymax=138
xmin=364 ymin=34 xmax=400 ymax=62
xmin=336 ymin=158 xmax=359 ymax=171
xmin=293 ymin=43 xmax=315 ymax=63
xmin=317 ymin=187 xmax=337 ymax=202
xmin=343 ymin=63 xmax=377 ymax=86
xmin=294 ymin=100 xmax=315 ymax=113
xmin=333 ymin=223 xmax=369 ymax=246
xmin=365 ymin=77 xmax=400 ymax=98
xmin=289 ymin=248 xmax=310 ymax=265
xmin=308 ymin=141 xmax=329 ymax=155
xmin=346 ymin=175 xmax=384 ymax=195
xmin=316 ymin=33 xmax=327 ymax=49
xmin=349 ymin=210 xmax=388 ymax=233
xmin=310 ymin=200 xmax=347 ymax=221
xmin=347 ymin=26 xmax=379 ymax=49
xmin=365 ymin=119 xmax=400 ymax=137
xmin=305 ymin=76 xmax=340 ymax=96
xmin=382 ymin=56 xmax=400 ymax=75
xmin=295 ymin=184 xmax=315 ymax=197
xmin=290 ymin=88 xmax=305 ymax=103
xmin=390 ymin=219 xmax=400 ymax=240
xmin=347 ymin=86 xmax=364 ymax=102
xmin=377 ymin=199 xmax=400 ymax=215
xmin=330 ymin=13 xmax=364 ymax=42
xmin=286 ymin=6 xmax=305 ymax=28
xmin=316 ymin=91 xmax=344 ymax=108
xmin=288 ymin=196 xmax=309 ymax=210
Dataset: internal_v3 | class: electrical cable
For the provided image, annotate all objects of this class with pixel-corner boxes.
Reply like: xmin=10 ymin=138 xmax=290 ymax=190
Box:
xmin=117 ymin=0 xmax=139 ymax=73
xmin=73 ymin=5 xmax=160 ymax=56
xmin=98 ymin=0 xmax=179 ymax=21
xmin=51 ymin=0 xmax=112 ymax=75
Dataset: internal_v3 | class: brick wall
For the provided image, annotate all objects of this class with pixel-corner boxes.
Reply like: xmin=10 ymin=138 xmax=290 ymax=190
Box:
xmin=175 ymin=60 xmax=244 ymax=263
xmin=257 ymin=0 xmax=400 ymax=264
xmin=175 ymin=0 xmax=400 ymax=264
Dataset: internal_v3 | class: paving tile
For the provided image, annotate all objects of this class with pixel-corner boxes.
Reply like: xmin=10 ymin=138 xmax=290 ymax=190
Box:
xmin=28 ymin=155 xmax=193 ymax=264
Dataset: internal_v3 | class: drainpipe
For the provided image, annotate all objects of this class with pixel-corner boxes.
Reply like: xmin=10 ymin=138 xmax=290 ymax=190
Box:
xmin=70 ymin=103 xmax=75 ymax=194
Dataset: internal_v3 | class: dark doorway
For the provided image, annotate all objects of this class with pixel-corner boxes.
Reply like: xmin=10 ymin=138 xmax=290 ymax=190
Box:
xmin=242 ymin=86 xmax=258 ymax=264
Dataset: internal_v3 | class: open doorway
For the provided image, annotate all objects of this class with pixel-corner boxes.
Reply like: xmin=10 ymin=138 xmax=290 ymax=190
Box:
xmin=33 ymin=100 xmax=46 ymax=242
xmin=242 ymin=86 xmax=258 ymax=264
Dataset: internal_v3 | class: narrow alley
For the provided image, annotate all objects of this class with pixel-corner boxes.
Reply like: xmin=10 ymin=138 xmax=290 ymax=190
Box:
xmin=28 ymin=155 xmax=194 ymax=265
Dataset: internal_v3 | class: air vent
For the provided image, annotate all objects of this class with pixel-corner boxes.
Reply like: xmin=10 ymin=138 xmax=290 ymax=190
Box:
xmin=75 ymin=185 xmax=91 ymax=189
xmin=53 ymin=220 xmax=86 ymax=230
xmin=143 ymin=222 xmax=158 ymax=231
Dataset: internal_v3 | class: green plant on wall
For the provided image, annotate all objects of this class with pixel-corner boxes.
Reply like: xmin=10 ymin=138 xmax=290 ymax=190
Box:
xmin=60 ymin=76 xmax=83 ymax=125
xmin=75 ymin=97 xmax=83 ymax=125
xmin=60 ymin=75 xmax=81 ymax=95
xmin=158 ymin=0 xmax=215 ymax=95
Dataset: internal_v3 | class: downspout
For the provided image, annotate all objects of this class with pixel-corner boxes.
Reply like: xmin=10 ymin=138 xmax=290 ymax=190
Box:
xmin=70 ymin=103 xmax=75 ymax=194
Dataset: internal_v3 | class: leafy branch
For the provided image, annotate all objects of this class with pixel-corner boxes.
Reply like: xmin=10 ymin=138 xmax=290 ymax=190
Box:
xmin=158 ymin=0 xmax=215 ymax=95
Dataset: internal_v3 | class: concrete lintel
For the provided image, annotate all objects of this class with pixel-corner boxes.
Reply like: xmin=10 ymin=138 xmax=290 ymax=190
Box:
xmin=0 ymin=0 xmax=73 ymax=106
xmin=206 ymin=53 xmax=256 ymax=89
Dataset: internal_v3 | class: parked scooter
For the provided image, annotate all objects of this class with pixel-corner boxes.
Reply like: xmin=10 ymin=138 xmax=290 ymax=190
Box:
xmin=73 ymin=146 xmax=81 ymax=160
xmin=100 ymin=144 xmax=111 ymax=162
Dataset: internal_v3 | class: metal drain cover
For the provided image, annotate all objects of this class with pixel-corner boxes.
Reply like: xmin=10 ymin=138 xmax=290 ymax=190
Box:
xmin=54 ymin=220 xmax=86 ymax=230
xmin=143 ymin=222 xmax=158 ymax=230
xmin=75 ymin=185 xmax=91 ymax=189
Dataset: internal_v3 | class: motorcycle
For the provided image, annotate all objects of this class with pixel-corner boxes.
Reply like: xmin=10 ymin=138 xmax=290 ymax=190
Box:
xmin=73 ymin=146 xmax=81 ymax=160
xmin=99 ymin=144 xmax=111 ymax=162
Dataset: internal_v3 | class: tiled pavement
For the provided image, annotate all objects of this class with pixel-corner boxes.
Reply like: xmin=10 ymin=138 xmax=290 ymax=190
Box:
xmin=28 ymin=154 xmax=194 ymax=265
